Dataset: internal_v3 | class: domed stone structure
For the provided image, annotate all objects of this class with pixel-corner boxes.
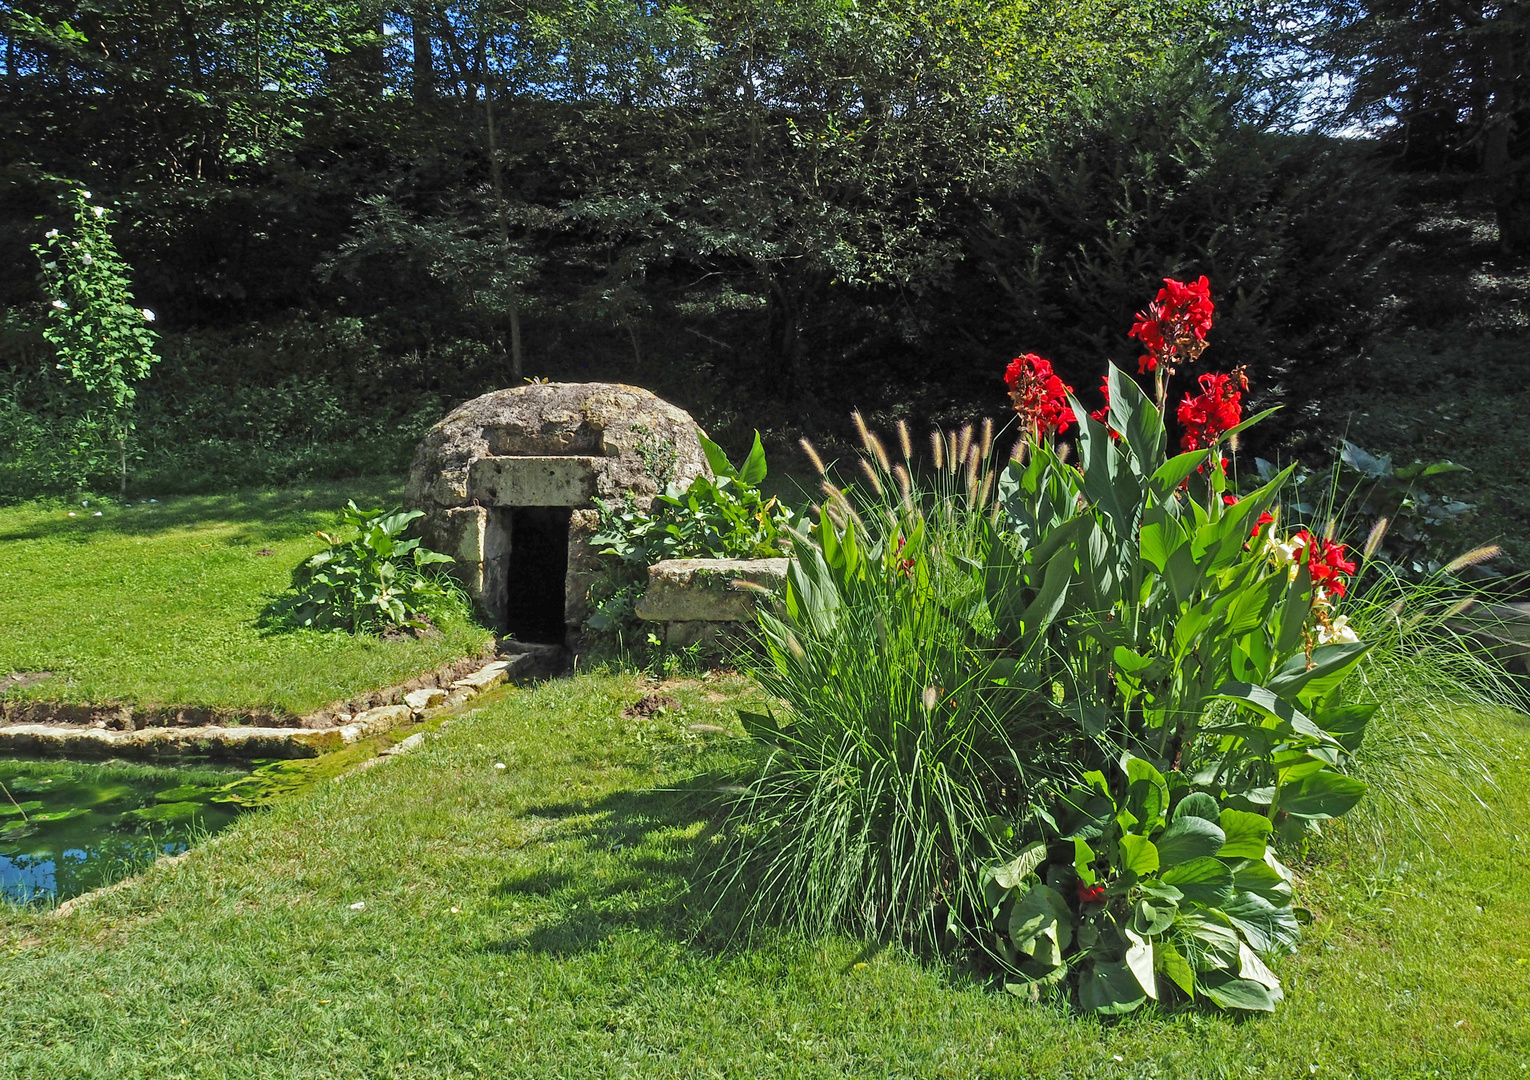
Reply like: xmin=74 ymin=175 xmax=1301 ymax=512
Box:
xmin=405 ymin=383 xmax=711 ymax=645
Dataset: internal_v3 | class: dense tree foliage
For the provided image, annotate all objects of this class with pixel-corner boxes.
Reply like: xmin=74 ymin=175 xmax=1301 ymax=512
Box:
xmin=1 ymin=0 xmax=1396 ymax=496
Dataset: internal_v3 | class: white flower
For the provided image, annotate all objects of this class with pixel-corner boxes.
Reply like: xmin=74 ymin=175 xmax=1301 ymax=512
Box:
xmin=81 ymin=253 xmax=92 ymax=264
xmin=142 ymin=308 xmax=156 ymax=322
xmin=81 ymin=190 xmax=91 ymax=199
xmin=1317 ymin=615 xmax=1359 ymax=646
xmin=44 ymin=229 xmax=59 ymax=239
xmin=92 ymin=205 xmax=106 ymax=219
xmin=51 ymin=299 xmax=68 ymax=309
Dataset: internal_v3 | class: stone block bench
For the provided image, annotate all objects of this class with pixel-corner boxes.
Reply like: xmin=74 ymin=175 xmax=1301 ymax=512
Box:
xmin=633 ymin=557 xmax=789 ymax=648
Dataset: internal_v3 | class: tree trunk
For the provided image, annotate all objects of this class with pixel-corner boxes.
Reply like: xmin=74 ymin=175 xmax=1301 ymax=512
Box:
xmin=411 ymin=3 xmax=435 ymax=101
xmin=484 ymin=89 xmax=524 ymax=378
xmin=1497 ymin=177 xmax=1530 ymax=255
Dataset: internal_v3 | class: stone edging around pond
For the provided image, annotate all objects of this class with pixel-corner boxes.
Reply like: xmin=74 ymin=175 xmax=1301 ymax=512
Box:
xmin=0 ymin=648 xmax=557 ymax=761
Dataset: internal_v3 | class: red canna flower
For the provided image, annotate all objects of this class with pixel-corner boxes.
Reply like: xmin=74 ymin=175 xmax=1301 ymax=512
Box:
xmin=1222 ymin=494 xmax=1240 ymax=506
xmin=1077 ymin=880 xmax=1107 ymax=905
xmin=1130 ymin=275 xmax=1213 ymax=374
xmin=1005 ymin=353 xmax=1075 ymax=441
xmin=1295 ymin=530 xmax=1357 ymax=598
xmin=1177 ymin=371 xmax=1242 ymax=451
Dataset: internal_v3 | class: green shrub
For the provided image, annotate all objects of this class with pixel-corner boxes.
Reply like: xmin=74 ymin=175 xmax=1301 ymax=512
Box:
xmin=264 ymin=501 xmax=465 ymax=634
xmin=590 ymin=431 xmax=795 ymax=568
xmin=584 ymin=431 xmax=795 ymax=657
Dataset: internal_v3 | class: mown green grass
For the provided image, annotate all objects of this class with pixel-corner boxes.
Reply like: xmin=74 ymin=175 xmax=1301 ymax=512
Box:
xmin=0 ymin=478 xmax=494 ymax=715
xmin=2 ymin=671 xmax=1526 ymax=1079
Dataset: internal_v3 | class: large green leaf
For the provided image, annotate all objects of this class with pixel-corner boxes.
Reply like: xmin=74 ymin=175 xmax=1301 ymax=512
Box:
xmin=1313 ymin=701 xmax=1379 ymax=753
xmin=1157 ymin=941 xmax=1196 ymax=997
xmin=1216 ymin=809 xmax=1273 ymax=860
xmin=1079 ymin=959 xmax=1148 ymax=1015
xmin=1124 ymin=756 xmax=1168 ymax=832
xmin=1174 ymin=792 xmax=1221 ymax=822
xmin=1124 ymin=929 xmax=1159 ymax=1000
xmin=1009 ymin=883 xmax=1072 ymax=967
xmin=1268 ymin=642 xmax=1371 ymax=703
xmin=1199 ymin=970 xmax=1279 ymax=1012
xmin=738 ymin=430 xmax=769 ymax=487
xmin=990 ymin=842 xmax=1047 ymax=890
xmin=1161 ymin=857 xmax=1234 ymax=906
xmin=697 ymin=432 xmax=737 ymax=480
xmin=1223 ymin=889 xmax=1301 ymax=955
xmin=1118 ymin=834 xmax=1160 ymax=876
xmin=1107 ymin=363 xmax=1165 ymax=472
xmin=1154 ymin=815 xmax=1225 ymax=867
xmin=1275 ymin=770 xmax=1367 ymax=819
xmin=1147 ymin=449 xmax=1209 ymax=502
xmin=1207 ymin=682 xmax=1340 ymax=749
xmin=1131 ymin=896 xmax=1177 ymax=936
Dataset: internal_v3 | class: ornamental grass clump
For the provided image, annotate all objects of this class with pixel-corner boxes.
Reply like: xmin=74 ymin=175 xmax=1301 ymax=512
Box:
xmin=715 ymin=417 xmax=1073 ymax=944
xmin=723 ymin=277 xmax=1500 ymax=1016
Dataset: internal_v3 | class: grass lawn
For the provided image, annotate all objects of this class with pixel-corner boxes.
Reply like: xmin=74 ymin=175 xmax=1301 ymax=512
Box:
xmin=2 ymin=671 xmax=1526 ymax=1078
xmin=0 ymin=478 xmax=495 ymax=715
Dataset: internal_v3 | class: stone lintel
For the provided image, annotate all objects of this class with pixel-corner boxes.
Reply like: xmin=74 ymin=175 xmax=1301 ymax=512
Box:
xmin=468 ymin=456 xmax=598 ymax=507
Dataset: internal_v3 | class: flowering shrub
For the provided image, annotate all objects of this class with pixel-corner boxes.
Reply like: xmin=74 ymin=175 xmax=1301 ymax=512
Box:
xmin=732 ymin=275 xmax=1378 ymax=1017
xmin=32 ymin=189 xmax=160 ymax=494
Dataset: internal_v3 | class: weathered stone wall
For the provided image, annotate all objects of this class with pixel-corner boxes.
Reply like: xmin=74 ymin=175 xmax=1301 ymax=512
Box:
xmin=405 ymin=383 xmax=712 ymax=639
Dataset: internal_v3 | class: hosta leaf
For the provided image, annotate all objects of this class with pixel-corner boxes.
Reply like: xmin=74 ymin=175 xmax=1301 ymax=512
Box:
xmin=1118 ymin=834 xmax=1160 ymax=876
xmin=1174 ymin=792 xmax=1221 ymax=822
xmin=1125 ymin=930 xmax=1158 ymax=999
xmin=1180 ymin=912 xmax=1242 ymax=969
xmin=1132 ymin=896 xmax=1177 ymax=936
xmin=1008 ymin=883 xmax=1072 ymax=967
xmin=1216 ymin=809 xmax=1273 ymax=860
xmin=1078 ymin=959 xmax=1148 ymax=1015
xmin=1233 ymin=860 xmax=1293 ymax=905
xmin=1161 ymin=857 xmax=1234 ymax=906
xmin=1155 ymin=815 xmax=1225 ymax=867
xmin=1238 ymin=943 xmax=1282 ymax=990
xmin=1222 ymin=889 xmax=1300 ymax=955
xmin=1199 ymin=970 xmax=1280 ymax=1012
xmin=1157 ymin=941 xmax=1196 ymax=997
xmin=1124 ymin=756 xmax=1169 ymax=832
xmin=991 ymin=841 xmax=1047 ymax=890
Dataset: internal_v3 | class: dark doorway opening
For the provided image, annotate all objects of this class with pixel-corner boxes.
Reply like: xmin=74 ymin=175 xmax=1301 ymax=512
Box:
xmin=504 ymin=506 xmax=571 ymax=643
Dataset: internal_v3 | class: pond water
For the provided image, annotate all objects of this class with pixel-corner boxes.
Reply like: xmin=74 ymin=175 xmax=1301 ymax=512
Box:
xmin=0 ymin=757 xmax=299 ymax=905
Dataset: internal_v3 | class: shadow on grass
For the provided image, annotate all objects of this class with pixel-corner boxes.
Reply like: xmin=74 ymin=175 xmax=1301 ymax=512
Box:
xmin=0 ymin=476 xmax=405 ymax=544
xmin=479 ymin=773 xmax=748 ymax=959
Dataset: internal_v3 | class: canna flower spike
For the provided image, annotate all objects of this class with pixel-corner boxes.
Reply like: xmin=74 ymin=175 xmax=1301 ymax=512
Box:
xmin=1004 ymin=353 xmax=1075 ymax=444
